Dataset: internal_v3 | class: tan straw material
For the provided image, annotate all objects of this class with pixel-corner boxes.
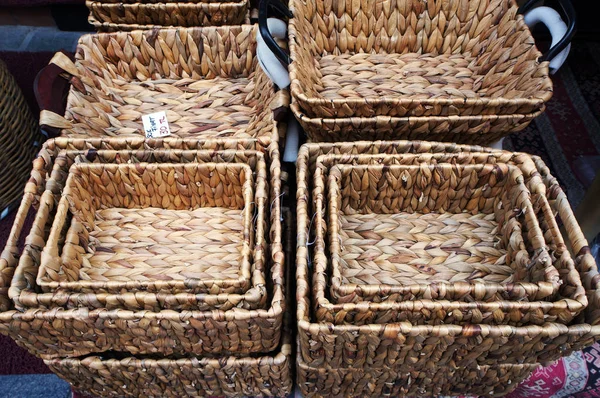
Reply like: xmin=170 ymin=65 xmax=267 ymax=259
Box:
xmin=37 ymin=162 xmax=257 ymax=295
xmin=288 ymin=0 xmax=551 ymax=119
xmin=87 ymin=1 xmax=249 ymax=31
xmin=296 ymin=141 xmax=599 ymax=370
xmin=323 ymin=163 xmax=558 ymax=302
xmin=0 ymin=134 xmax=285 ymax=360
xmin=309 ymin=151 xmax=584 ymax=326
xmin=42 ymin=26 xmax=287 ymax=141
xmin=297 ymin=356 xmax=539 ymax=397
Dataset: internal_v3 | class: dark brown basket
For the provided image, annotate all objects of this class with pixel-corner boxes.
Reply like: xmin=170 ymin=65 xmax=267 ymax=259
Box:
xmin=0 ymin=134 xmax=285 ymax=360
xmin=296 ymin=141 xmax=599 ymax=369
xmin=37 ymin=26 xmax=288 ymax=141
xmin=297 ymin=355 xmax=539 ymax=397
xmin=0 ymin=59 xmax=43 ymax=216
xmin=87 ymin=1 xmax=249 ymax=32
xmin=308 ymin=153 xmax=585 ymax=326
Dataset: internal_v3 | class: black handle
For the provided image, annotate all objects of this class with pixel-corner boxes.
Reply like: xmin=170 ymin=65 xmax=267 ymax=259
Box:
xmin=258 ymin=0 xmax=292 ymax=66
xmin=518 ymin=0 xmax=576 ymax=63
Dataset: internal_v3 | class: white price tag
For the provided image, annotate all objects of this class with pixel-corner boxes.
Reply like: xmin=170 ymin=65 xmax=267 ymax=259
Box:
xmin=142 ymin=111 xmax=171 ymax=138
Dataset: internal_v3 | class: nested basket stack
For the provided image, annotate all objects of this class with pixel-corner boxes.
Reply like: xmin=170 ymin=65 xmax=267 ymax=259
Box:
xmin=296 ymin=141 xmax=600 ymax=397
xmin=87 ymin=0 xmax=250 ymax=32
xmin=0 ymin=25 xmax=293 ymax=398
xmin=261 ymin=0 xmax=573 ymax=145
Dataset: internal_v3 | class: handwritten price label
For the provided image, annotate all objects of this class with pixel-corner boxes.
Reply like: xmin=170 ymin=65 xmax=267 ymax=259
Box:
xmin=142 ymin=111 xmax=171 ymax=138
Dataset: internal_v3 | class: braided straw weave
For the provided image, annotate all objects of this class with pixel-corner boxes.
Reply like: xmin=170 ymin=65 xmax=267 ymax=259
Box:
xmin=45 ymin=207 xmax=295 ymax=398
xmin=13 ymin=150 xmax=269 ymax=312
xmin=288 ymin=0 xmax=551 ymax=126
xmin=0 ymin=59 xmax=42 ymax=215
xmin=297 ymin=357 xmax=539 ymax=397
xmin=0 ymin=134 xmax=285 ymax=360
xmin=296 ymin=141 xmax=599 ymax=370
xmin=40 ymin=26 xmax=288 ymax=141
xmin=37 ymin=161 xmax=259 ymax=296
xmin=310 ymin=151 xmax=585 ymax=326
xmin=291 ymin=102 xmax=540 ymax=144
xmin=324 ymin=163 xmax=558 ymax=299
xmin=87 ymin=1 xmax=249 ymax=32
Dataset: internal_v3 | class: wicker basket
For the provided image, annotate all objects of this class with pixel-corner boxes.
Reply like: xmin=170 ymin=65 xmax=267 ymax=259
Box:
xmin=12 ymin=150 xmax=269 ymax=312
xmin=309 ymin=151 xmax=585 ymax=326
xmin=87 ymin=1 xmax=249 ymax=32
xmin=0 ymin=134 xmax=285 ymax=360
xmin=322 ymin=162 xmax=558 ymax=301
xmin=36 ymin=25 xmax=288 ymax=141
xmin=0 ymin=59 xmax=43 ymax=217
xmin=38 ymin=161 xmax=262 ymax=296
xmin=296 ymin=141 xmax=599 ymax=369
xmin=297 ymin=356 xmax=539 ymax=397
xmin=263 ymin=0 xmax=575 ymax=143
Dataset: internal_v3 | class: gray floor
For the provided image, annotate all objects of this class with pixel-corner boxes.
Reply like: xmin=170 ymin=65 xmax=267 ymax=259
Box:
xmin=0 ymin=26 xmax=83 ymax=52
xmin=0 ymin=374 xmax=71 ymax=398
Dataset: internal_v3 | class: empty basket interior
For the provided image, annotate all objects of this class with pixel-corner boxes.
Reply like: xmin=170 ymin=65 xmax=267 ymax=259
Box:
xmin=324 ymin=162 xmax=558 ymax=301
xmin=289 ymin=0 xmax=551 ymax=118
xmin=38 ymin=162 xmax=255 ymax=294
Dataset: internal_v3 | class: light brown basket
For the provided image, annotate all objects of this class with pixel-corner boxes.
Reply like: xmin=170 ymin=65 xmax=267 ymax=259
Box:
xmin=322 ymin=162 xmax=558 ymax=304
xmin=297 ymin=355 xmax=539 ymax=397
xmin=87 ymin=1 xmax=249 ymax=32
xmin=296 ymin=141 xmax=599 ymax=370
xmin=0 ymin=134 xmax=285 ymax=360
xmin=13 ymin=150 xmax=269 ymax=312
xmin=309 ymin=151 xmax=585 ymax=326
xmin=37 ymin=25 xmax=288 ymax=141
xmin=286 ymin=0 xmax=553 ymax=132
xmin=38 ymin=161 xmax=259 ymax=297
xmin=0 ymin=59 xmax=43 ymax=216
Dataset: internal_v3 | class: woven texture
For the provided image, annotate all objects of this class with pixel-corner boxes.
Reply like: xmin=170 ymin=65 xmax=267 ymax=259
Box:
xmin=0 ymin=135 xmax=285 ymax=360
xmin=296 ymin=141 xmax=599 ymax=370
xmin=41 ymin=26 xmax=287 ymax=143
xmin=87 ymin=1 xmax=249 ymax=31
xmin=0 ymin=59 xmax=42 ymax=214
xmin=309 ymin=151 xmax=584 ymax=326
xmin=14 ymin=149 xmax=269 ymax=312
xmin=288 ymin=0 xmax=551 ymax=121
xmin=37 ymin=162 xmax=259 ymax=296
xmin=297 ymin=357 xmax=539 ymax=397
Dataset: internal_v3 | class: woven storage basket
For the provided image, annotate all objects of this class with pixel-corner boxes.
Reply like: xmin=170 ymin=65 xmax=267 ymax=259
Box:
xmin=287 ymin=0 xmax=552 ymax=119
xmin=12 ymin=150 xmax=269 ymax=312
xmin=36 ymin=25 xmax=288 ymax=141
xmin=87 ymin=1 xmax=249 ymax=32
xmin=322 ymin=162 xmax=558 ymax=301
xmin=0 ymin=134 xmax=285 ymax=360
xmin=38 ymin=161 xmax=261 ymax=296
xmin=46 ymin=207 xmax=295 ymax=398
xmin=297 ymin=356 xmax=539 ymax=397
xmin=309 ymin=151 xmax=585 ymax=326
xmin=296 ymin=141 xmax=600 ymax=369
xmin=0 ymin=59 xmax=43 ymax=217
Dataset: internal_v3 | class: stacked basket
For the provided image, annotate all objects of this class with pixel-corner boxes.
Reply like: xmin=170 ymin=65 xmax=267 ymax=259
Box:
xmin=87 ymin=0 xmax=251 ymax=32
xmin=261 ymin=0 xmax=575 ymax=145
xmin=295 ymin=141 xmax=600 ymax=397
xmin=0 ymin=25 xmax=293 ymax=397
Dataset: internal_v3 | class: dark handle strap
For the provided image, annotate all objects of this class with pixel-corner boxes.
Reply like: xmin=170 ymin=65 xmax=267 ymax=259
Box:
xmin=518 ymin=0 xmax=576 ymax=63
xmin=259 ymin=0 xmax=293 ymax=66
xmin=34 ymin=51 xmax=77 ymax=138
